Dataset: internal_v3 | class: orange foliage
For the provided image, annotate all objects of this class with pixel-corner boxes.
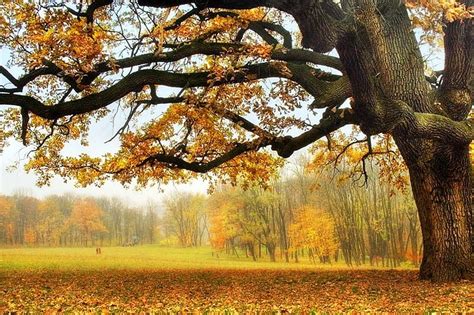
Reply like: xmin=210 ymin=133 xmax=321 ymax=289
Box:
xmin=406 ymin=0 xmax=473 ymax=46
xmin=0 ymin=3 xmax=296 ymax=189
xmin=207 ymin=188 xmax=243 ymax=250
xmin=405 ymin=248 xmax=422 ymax=266
xmin=23 ymin=227 xmax=37 ymax=245
xmin=288 ymin=205 xmax=339 ymax=258
xmin=0 ymin=195 xmax=12 ymax=218
xmin=1 ymin=269 xmax=472 ymax=312
xmin=2 ymin=2 xmax=114 ymax=74
xmin=67 ymin=199 xmax=107 ymax=243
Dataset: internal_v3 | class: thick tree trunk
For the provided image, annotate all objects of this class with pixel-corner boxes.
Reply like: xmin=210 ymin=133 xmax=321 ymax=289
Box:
xmin=400 ymin=141 xmax=473 ymax=281
xmin=331 ymin=0 xmax=473 ymax=281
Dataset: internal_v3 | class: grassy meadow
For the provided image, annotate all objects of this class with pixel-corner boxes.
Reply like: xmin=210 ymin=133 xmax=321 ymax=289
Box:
xmin=0 ymin=245 xmax=400 ymax=271
xmin=1 ymin=245 xmax=472 ymax=313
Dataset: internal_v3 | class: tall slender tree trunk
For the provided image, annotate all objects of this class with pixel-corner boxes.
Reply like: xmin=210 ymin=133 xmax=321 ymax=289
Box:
xmin=248 ymin=243 xmax=256 ymax=261
xmin=267 ymin=243 xmax=276 ymax=262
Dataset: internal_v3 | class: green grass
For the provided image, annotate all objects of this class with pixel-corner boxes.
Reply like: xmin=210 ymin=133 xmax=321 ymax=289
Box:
xmin=0 ymin=244 xmax=416 ymax=271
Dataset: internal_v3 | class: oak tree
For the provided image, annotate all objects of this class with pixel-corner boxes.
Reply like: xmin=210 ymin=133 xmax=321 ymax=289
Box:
xmin=0 ymin=1 xmax=472 ymax=281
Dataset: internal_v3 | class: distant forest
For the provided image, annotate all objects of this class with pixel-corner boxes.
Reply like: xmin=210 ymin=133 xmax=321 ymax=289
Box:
xmin=0 ymin=159 xmax=421 ymax=267
xmin=0 ymin=193 xmax=159 ymax=247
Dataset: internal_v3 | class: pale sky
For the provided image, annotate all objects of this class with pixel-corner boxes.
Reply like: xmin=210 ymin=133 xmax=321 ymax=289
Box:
xmin=0 ymin=140 xmax=209 ymax=208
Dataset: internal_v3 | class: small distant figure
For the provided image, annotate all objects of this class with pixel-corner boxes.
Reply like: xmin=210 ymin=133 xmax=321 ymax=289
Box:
xmin=96 ymin=247 xmax=102 ymax=255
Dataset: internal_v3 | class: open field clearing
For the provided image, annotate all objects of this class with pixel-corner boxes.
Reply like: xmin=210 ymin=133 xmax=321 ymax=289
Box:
xmin=0 ymin=246 xmax=472 ymax=312
xmin=0 ymin=245 xmax=354 ymax=271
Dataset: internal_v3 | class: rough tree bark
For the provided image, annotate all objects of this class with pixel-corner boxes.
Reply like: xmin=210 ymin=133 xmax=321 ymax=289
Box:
xmin=404 ymin=143 xmax=472 ymax=281
xmin=329 ymin=0 xmax=473 ymax=281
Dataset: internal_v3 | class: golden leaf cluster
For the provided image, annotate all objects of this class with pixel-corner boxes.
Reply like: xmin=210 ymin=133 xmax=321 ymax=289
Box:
xmin=406 ymin=0 xmax=473 ymax=46
xmin=1 ymin=2 xmax=115 ymax=74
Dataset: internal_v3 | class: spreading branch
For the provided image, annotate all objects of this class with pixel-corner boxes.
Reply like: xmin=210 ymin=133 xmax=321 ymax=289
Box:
xmin=0 ymin=41 xmax=343 ymax=93
xmin=0 ymin=61 xmax=346 ymax=120
xmin=70 ymin=107 xmax=359 ymax=175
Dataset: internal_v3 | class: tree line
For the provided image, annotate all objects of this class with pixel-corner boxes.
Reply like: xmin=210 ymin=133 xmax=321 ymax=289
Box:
xmin=0 ymin=194 xmax=159 ymax=247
